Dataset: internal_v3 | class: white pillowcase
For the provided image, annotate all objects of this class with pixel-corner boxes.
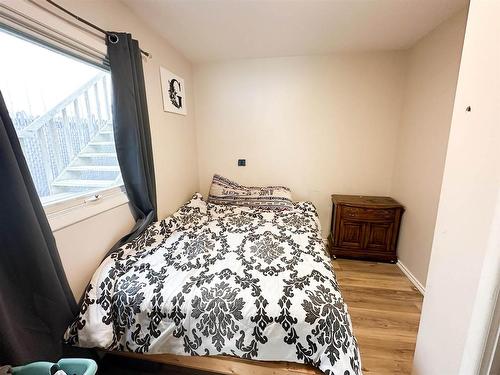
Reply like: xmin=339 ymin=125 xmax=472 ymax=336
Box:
xmin=207 ymin=174 xmax=293 ymax=211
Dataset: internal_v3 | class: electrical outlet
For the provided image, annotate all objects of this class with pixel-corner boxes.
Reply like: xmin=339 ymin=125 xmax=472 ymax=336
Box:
xmin=238 ymin=159 xmax=246 ymax=166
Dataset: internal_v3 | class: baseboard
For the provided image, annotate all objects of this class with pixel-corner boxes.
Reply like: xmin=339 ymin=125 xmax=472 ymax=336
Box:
xmin=397 ymin=261 xmax=425 ymax=295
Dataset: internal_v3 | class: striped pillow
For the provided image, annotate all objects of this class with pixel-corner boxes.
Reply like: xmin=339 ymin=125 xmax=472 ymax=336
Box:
xmin=208 ymin=174 xmax=293 ymax=211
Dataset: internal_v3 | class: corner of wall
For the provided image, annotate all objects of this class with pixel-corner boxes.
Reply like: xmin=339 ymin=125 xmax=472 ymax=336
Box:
xmin=388 ymin=49 xmax=412 ymax=196
xmin=388 ymin=8 xmax=467 ymax=288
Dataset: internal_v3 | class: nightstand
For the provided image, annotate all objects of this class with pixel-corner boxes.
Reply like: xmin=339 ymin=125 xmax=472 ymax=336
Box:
xmin=328 ymin=195 xmax=404 ymax=263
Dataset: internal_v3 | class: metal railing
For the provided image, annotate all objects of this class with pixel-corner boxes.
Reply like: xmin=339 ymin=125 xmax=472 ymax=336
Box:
xmin=14 ymin=73 xmax=112 ymax=197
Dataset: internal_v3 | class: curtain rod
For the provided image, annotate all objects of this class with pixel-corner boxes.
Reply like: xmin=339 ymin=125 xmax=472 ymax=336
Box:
xmin=44 ymin=0 xmax=151 ymax=58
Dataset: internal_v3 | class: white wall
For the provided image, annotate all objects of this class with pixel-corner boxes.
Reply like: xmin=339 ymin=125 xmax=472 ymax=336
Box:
xmin=25 ymin=0 xmax=200 ymax=299
xmin=194 ymin=53 xmax=407 ymax=236
xmin=413 ymin=0 xmax=500 ymax=373
xmin=390 ymin=10 xmax=466 ymax=287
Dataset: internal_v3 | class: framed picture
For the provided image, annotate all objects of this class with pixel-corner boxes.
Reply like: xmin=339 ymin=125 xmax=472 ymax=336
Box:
xmin=160 ymin=67 xmax=187 ymax=115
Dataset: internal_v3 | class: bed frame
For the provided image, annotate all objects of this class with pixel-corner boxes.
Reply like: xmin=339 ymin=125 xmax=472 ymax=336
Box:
xmin=109 ymin=351 xmax=323 ymax=375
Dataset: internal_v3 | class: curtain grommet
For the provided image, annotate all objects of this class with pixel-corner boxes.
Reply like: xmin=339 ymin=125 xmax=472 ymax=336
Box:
xmin=108 ymin=33 xmax=119 ymax=44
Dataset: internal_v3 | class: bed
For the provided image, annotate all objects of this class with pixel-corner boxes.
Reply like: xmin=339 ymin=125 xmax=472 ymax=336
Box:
xmin=65 ymin=193 xmax=361 ymax=375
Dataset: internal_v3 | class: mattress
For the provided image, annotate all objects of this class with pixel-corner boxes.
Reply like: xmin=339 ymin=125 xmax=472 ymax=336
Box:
xmin=65 ymin=193 xmax=361 ymax=375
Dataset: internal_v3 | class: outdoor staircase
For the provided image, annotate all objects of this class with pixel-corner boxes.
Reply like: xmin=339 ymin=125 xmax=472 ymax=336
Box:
xmin=51 ymin=124 xmax=122 ymax=195
xmin=15 ymin=73 xmax=122 ymax=203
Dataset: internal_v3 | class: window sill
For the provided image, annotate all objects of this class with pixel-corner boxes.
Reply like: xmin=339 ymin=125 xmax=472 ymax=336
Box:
xmin=46 ymin=186 xmax=129 ymax=232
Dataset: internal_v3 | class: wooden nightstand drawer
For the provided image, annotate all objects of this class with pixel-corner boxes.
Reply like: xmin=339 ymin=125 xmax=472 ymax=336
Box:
xmin=342 ymin=206 xmax=395 ymax=221
xmin=329 ymin=195 xmax=404 ymax=263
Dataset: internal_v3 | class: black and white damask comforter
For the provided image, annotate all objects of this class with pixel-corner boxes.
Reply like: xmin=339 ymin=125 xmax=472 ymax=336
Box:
xmin=65 ymin=193 xmax=361 ymax=374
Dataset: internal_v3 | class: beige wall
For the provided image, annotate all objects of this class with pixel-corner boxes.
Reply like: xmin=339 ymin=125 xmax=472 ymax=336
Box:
xmin=413 ymin=0 xmax=500 ymax=372
xmin=194 ymin=52 xmax=407 ymax=236
xmin=13 ymin=1 xmax=467 ymax=301
xmin=52 ymin=204 xmax=135 ymax=300
xmin=31 ymin=0 xmax=200 ymax=298
xmin=390 ymin=10 xmax=467 ymax=287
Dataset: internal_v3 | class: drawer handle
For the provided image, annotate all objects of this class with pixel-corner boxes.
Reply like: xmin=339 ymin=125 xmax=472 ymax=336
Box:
xmin=344 ymin=207 xmax=393 ymax=218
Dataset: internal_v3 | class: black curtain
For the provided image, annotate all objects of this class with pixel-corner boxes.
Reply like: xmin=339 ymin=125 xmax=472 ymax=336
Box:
xmin=0 ymin=92 xmax=77 ymax=365
xmin=106 ymin=32 xmax=157 ymax=254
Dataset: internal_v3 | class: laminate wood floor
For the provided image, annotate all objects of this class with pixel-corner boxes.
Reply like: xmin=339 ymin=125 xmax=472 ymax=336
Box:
xmin=333 ymin=259 xmax=424 ymax=375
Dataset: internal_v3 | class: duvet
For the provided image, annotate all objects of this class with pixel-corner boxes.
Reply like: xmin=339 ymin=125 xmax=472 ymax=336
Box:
xmin=65 ymin=193 xmax=361 ymax=375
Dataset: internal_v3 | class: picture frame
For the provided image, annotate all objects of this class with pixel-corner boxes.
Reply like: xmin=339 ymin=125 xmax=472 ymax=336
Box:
xmin=160 ymin=67 xmax=187 ymax=115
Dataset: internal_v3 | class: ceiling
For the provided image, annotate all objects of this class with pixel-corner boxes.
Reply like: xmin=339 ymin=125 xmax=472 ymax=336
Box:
xmin=122 ymin=0 xmax=468 ymax=63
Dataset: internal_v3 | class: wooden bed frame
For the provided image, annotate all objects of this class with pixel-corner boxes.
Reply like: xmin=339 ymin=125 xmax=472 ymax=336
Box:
xmin=108 ymin=351 xmax=323 ymax=375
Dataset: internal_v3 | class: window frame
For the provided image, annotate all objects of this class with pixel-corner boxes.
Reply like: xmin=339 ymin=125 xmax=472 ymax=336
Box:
xmin=45 ymin=185 xmax=128 ymax=231
xmin=0 ymin=4 xmax=129 ymax=231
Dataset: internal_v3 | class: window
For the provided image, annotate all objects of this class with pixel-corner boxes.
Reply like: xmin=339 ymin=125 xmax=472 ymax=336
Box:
xmin=0 ymin=28 xmax=123 ymax=206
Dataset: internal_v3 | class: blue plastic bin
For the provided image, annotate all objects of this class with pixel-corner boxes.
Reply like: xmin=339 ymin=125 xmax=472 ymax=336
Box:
xmin=12 ymin=358 xmax=97 ymax=375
